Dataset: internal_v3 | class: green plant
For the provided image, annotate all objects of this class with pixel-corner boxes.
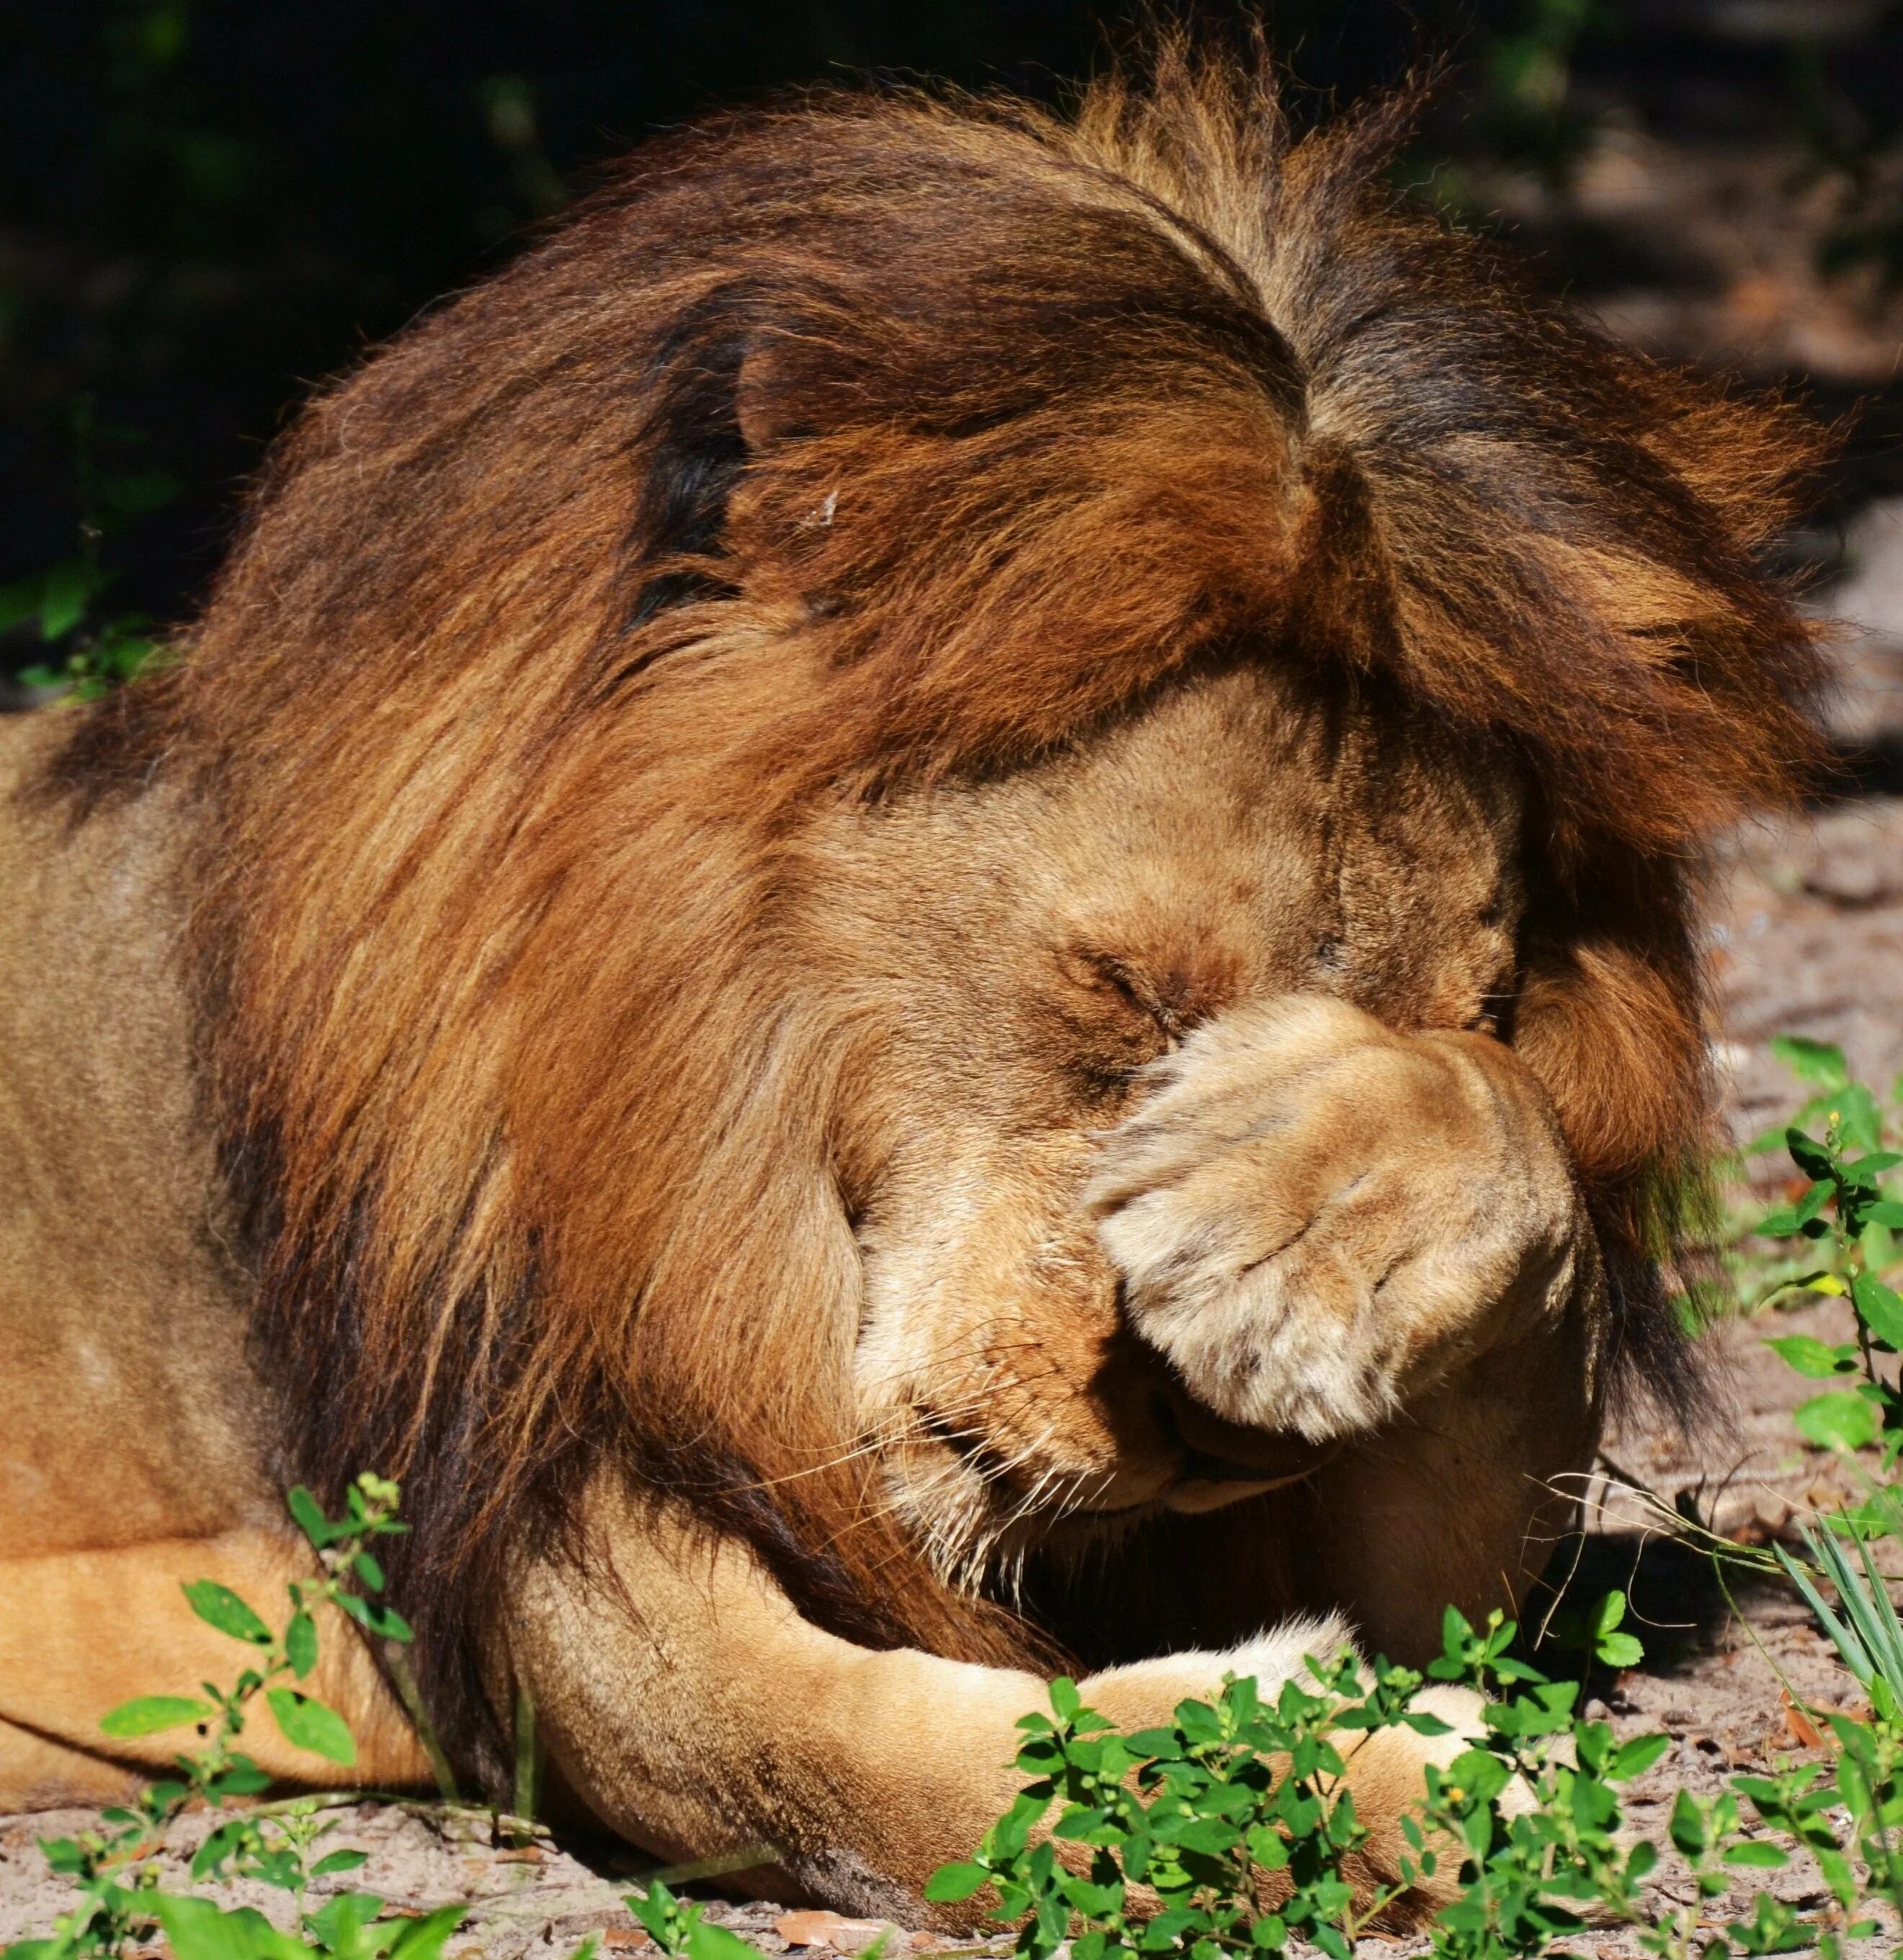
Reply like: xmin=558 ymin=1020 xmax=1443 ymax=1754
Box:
xmin=1742 ymin=1039 xmax=1903 ymax=1458
xmin=1473 ymin=0 xmax=1608 ymax=190
xmin=925 ymin=1647 xmax=1448 ymax=1960
xmin=623 ymin=1881 xmax=762 ymax=1960
xmin=1769 ymin=1511 xmax=1903 ymax=1917
xmin=4 ymin=1475 xmax=463 ymax=1960
xmin=1539 ymin=1584 xmax=1644 ymax=1671
xmin=1 ymin=395 xmax=176 ymax=699
xmin=931 ymin=1587 xmax=1903 ymax=1960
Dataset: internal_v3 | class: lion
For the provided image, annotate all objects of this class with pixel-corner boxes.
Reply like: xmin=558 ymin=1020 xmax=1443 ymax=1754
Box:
xmin=0 ymin=37 xmax=1823 ymax=1926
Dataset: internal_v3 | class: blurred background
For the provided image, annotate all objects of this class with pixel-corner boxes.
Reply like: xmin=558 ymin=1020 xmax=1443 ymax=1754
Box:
xmin=4 ymin=0 xmax=1903 ymax=703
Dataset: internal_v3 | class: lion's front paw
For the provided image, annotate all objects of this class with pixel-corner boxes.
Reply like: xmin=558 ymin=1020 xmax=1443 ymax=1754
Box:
xmin=1085 ymin=994 xmax=1585 ymax=1443
xmin=1077 ymin=1616 xmax=1357 ymax=1734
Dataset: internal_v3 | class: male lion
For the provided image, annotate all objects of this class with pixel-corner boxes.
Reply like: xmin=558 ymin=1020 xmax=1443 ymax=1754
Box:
xmin=1 ymin=40 xmax=1822 ymax=1925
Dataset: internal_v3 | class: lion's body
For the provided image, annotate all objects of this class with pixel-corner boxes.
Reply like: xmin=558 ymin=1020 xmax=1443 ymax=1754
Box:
xmin=0 ymin=40 xmax=1824 ymax=1921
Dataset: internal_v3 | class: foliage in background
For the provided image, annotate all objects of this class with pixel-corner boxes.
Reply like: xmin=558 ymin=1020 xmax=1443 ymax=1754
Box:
xmin=1732 ymin=1036 xmax=1903 ymax=1461
xmin=11 ymin=0 xmax=1903 ymax=686
xmin=1468 ymin=0 xmax=1609 ymax=191
xmin=1 ymin=394 xmax=174 ymax=697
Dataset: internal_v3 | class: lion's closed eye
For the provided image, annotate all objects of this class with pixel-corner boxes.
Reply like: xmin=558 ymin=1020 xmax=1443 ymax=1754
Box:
xmin=1084 ymin=950 xmax=1189 ymax=1036
xmin=1042 ymin=947 xmax=1186 ymax=1102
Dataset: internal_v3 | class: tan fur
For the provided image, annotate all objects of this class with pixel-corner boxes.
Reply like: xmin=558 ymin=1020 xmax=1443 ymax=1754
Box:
xmin=3 ymin=36 xmax=1822 ymax=1925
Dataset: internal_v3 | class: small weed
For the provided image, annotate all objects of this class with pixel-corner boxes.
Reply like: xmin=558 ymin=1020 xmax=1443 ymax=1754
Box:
xmin=4 ymin=1476 xmax=465 ymax=1960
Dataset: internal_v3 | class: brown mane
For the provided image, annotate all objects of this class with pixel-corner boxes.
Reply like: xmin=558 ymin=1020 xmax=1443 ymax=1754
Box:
xmin=49 ymin=38 xmax=1825 ymax=1780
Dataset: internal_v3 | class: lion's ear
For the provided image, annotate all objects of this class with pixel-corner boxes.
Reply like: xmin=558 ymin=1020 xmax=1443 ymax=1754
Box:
xmin=627 ymin=286 xmax=755 ymax=625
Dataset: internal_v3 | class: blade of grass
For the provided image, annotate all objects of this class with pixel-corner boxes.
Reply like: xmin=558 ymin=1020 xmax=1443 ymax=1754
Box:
xmin=1776 ymin=1537 xmax=1872 ymax=1688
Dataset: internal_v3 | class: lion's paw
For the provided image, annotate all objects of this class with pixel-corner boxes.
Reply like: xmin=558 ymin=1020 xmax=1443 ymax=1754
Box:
xmin=1085 ymin=995 xmax=1583 ymax=1443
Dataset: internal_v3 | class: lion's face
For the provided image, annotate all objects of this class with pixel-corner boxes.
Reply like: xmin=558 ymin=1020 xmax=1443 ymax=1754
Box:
xmin=798 ymin=663 xmax=1587 ymax=1592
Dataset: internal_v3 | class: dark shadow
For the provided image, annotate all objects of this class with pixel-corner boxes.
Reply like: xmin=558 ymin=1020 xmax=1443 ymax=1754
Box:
xmin=1819 ymin=736 xmax=1903 ymax=801
xmin=1520 ymin=1526 xmax=1792 ymax=1697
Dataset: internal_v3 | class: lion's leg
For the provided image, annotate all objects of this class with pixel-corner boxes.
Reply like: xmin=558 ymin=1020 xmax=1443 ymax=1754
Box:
xmin=507 ymin=1482 xmax=1470 ymax=1926
xmin=0 ymin=1531 xmax=428 ymax=1808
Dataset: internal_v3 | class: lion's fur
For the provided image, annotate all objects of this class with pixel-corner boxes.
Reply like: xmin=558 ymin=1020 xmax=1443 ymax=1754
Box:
xmin=44 ymin=39 xmax=1824 ymax=1779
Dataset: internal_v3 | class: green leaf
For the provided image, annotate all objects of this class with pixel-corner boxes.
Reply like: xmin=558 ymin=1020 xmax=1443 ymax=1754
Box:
xmin=1722 ymin=1840 xmax=1790 ymax=1868
xmin=383 ymin=1905 xmax=471 ymax=1960
xmin=37 ymin=559 xmax=107 ymax=641
xmin=1771 ymin=1035 xmax=1850 ymax=1088
xmin=1852 ymin=1273 xmax=1903 ymax=1350
xmin=625 ymin=1886 xmax=675 ymax=1946
xmin=304 ymin=1894 xmax=384 ymax=1959
xmin=1866 ymin=1200 xmax=1903 ymax=1228
xmin=335 ymin=1592 xmax=414 ymax=1642
xmin=194 ymin=1818 xmax=257 ymax=1882
xmin=1765 ymin=1335 xmax=1857 ymax=1378
xmin=1582 ymin=1589 xmax=1644 ymax=1667
xmin=288 ymin=1485 xmax=342 ymax=1548
xmin=311 ymin=1850 xmax=370 ymax=1879
xmin=1795 ymin=1389 xmax=1881 ymax=1453
xmin=1597 ymin=1630 xmax=1644 ymax=1668
xmin=99 ymin=1693 xmax=215 ymax=1737
xmin=352 ymin=1549 xmax=386 ymax=1592
xmin=0 ymin=574 xmax=43 ymax=633
xmin=1173 ymin=1816 xmax=1242 ymax=1856
xmin=184 ymin=1580 xmax=273 ymax=1647
xmin=285 ymin=1610 xmax=318 ymax=1679
xmin=101 ymin=468 xmax=179 ymax=517
xmin=1123 ymin=1727 xmax=1178 ymax=1759
xmin=924 ymin=1863 xmax=989 ymax=1903
xmin=1608 ymin=1732 xmax=1671 ymax=1781
xmin=266 ymin=1686 xmax=357 ymax=1766
xmin=684 ymin=1921 xmax=759 ymax=1960
xmin=1788 ymin=1129 xmax=1839 ymax=1182
xmin=1835 ymin=1084 xmax=1884 ymax=1152
xmin=1048 ymin=1676 xmax=1082 ymax=1723
xmin=151 ymin=1895 xmax=311 ymax=1960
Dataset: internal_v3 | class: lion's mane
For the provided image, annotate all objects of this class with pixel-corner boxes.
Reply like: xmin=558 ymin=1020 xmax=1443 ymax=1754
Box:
xmin=53 ymin=40 xmax=1824 ymax=1779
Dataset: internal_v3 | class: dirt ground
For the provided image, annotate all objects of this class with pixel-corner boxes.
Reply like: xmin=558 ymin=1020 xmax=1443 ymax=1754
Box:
xmin=9 ymin=173 xmax=1903 ymax=1960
